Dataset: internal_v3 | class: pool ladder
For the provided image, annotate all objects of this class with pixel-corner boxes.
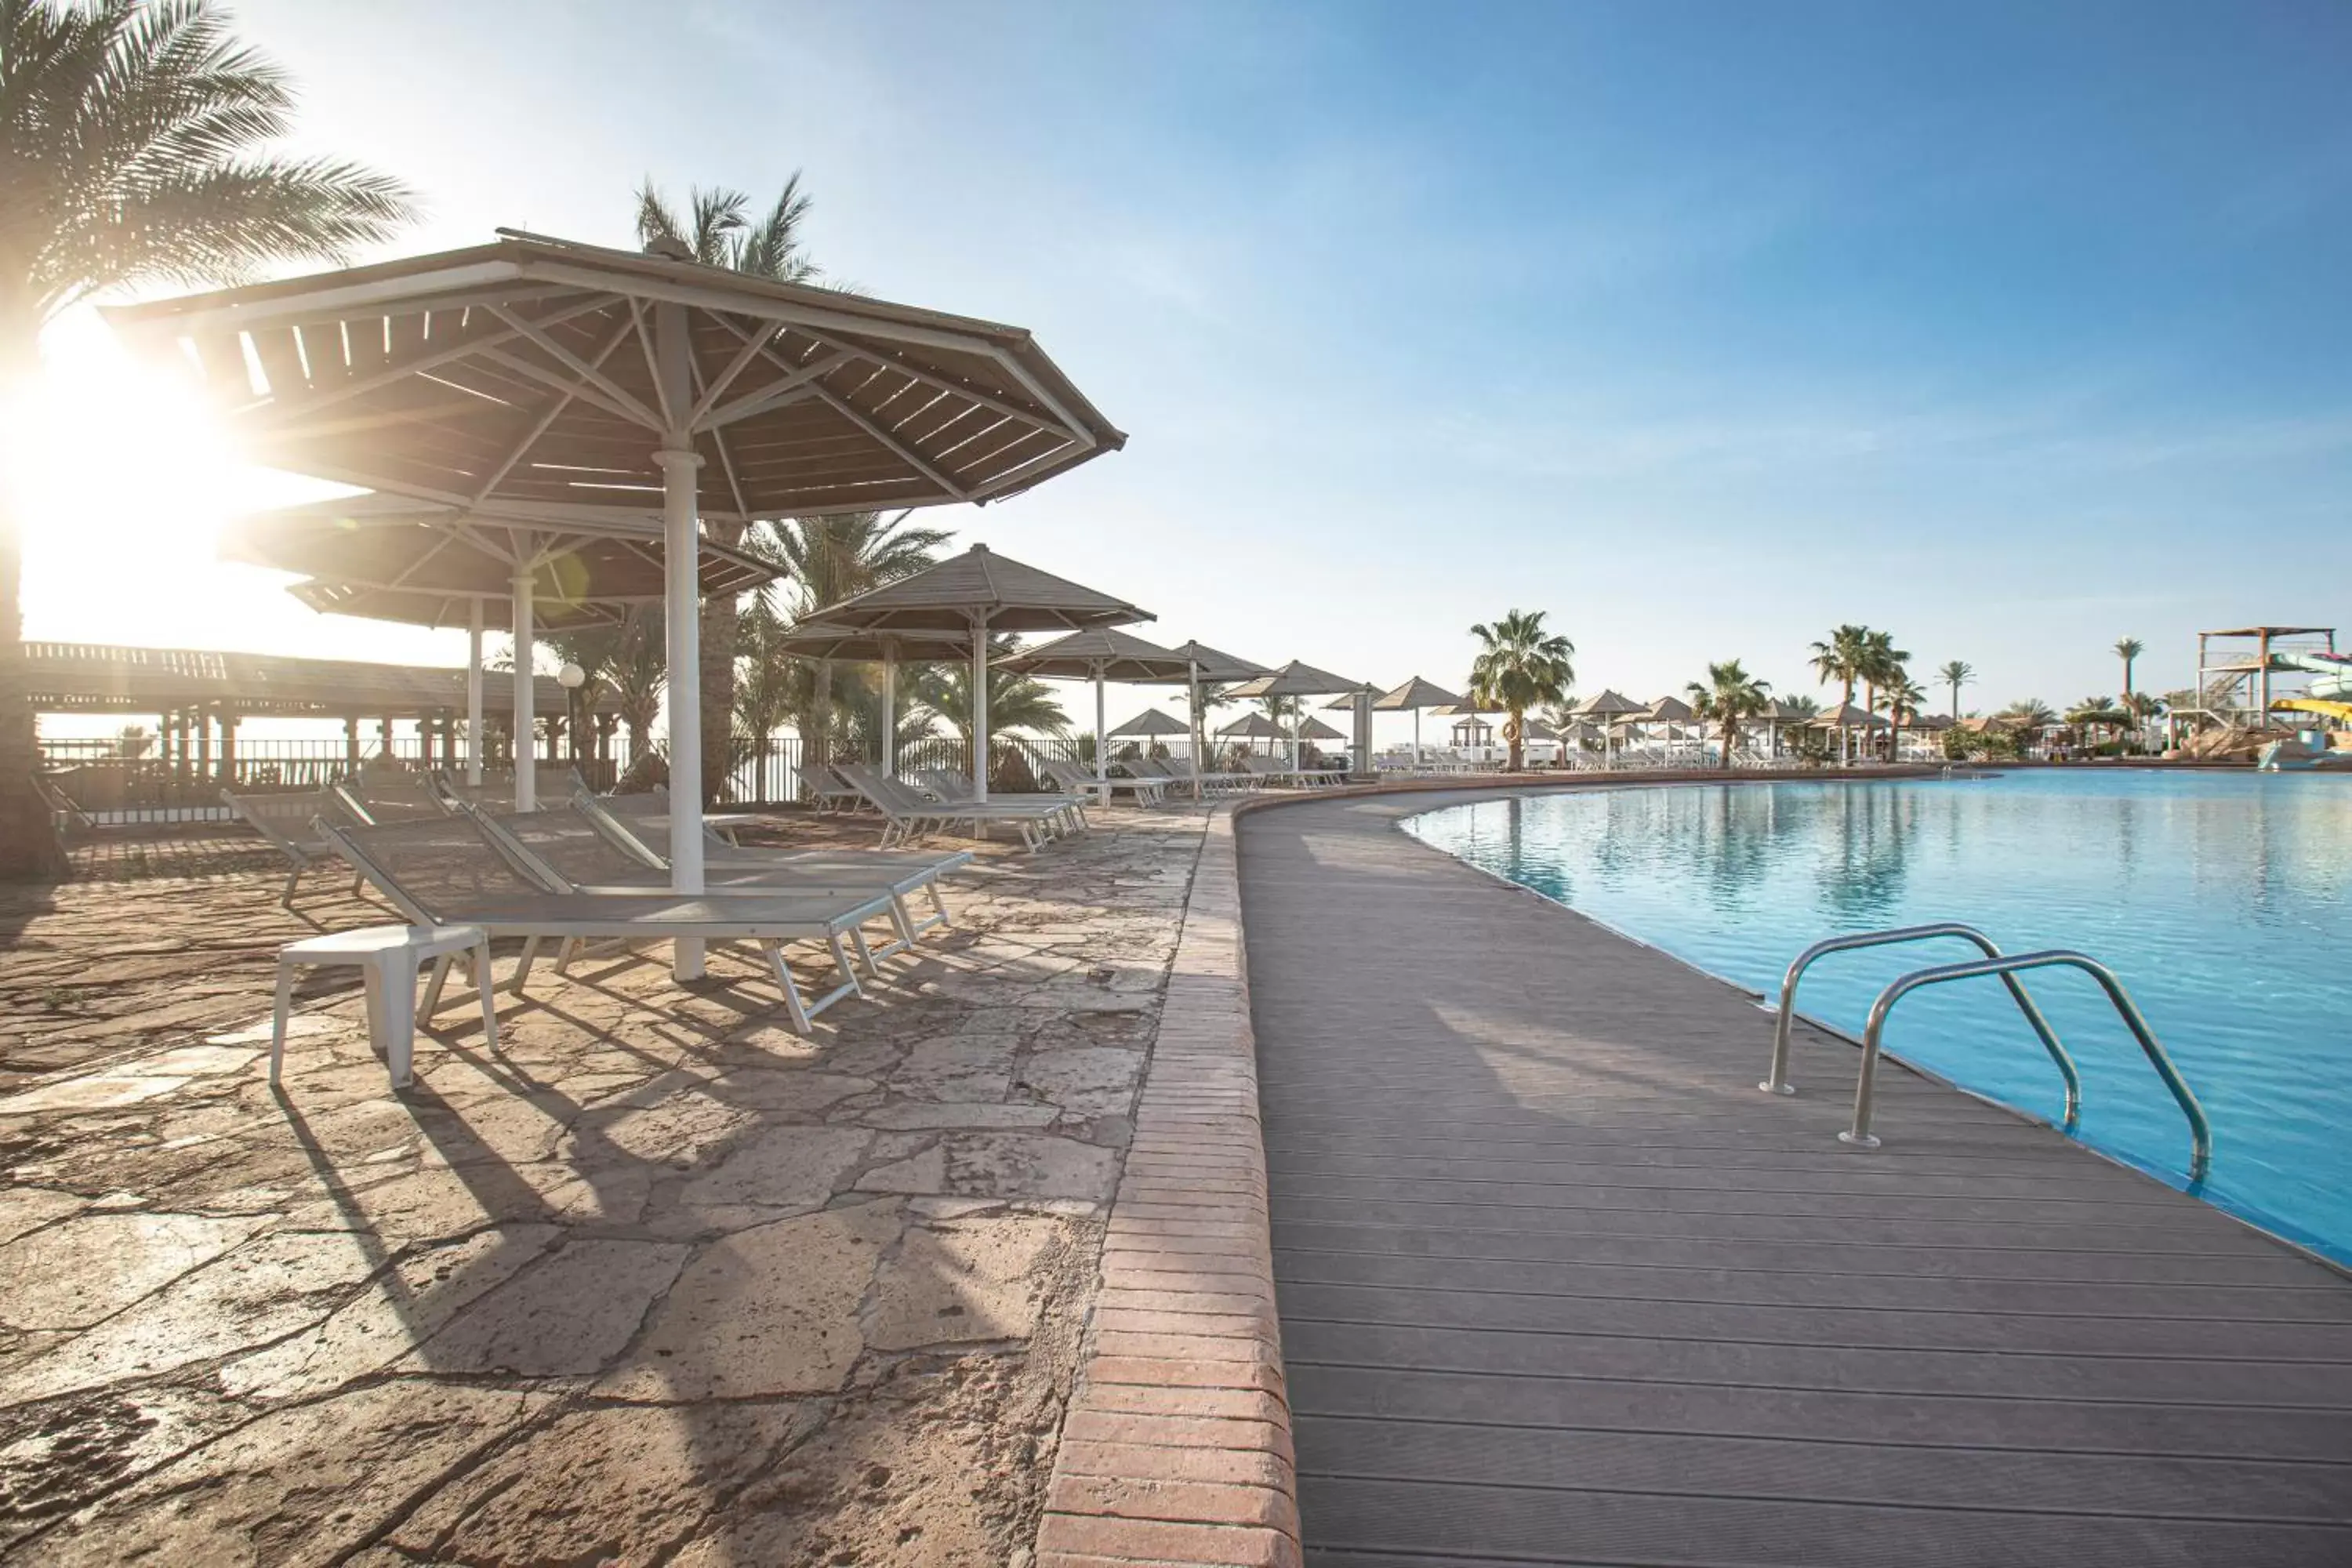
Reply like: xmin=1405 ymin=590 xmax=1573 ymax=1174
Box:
xmin=1761 ymin=923 xmax=2212 ymax=1185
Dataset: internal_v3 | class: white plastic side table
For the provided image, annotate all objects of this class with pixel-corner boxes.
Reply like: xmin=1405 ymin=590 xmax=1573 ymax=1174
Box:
xmin=271 ymin=924 xmax=497 ymax=1091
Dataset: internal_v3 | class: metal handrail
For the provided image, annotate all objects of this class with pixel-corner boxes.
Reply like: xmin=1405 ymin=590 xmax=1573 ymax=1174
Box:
xmin=1843 ymin=949 xmax=2212 ymax=1185
xmin=1762 ymin=923 xmax=2080 ymax=1127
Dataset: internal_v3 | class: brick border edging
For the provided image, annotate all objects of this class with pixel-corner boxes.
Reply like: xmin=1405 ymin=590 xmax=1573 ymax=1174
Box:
xmin=1036 ymin=802 xmax=1298 ymax=1567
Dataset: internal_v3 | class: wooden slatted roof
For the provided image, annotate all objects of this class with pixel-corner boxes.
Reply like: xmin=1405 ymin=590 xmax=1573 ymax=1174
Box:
xmin=807 ymin=543 xmax=1149 ymax=634
xmin=1370 ymin=676 xmax=1464 ymax=712
xmin=999 ymin=626 xmax=1195 ymax=682
xmin=227 ymin=495 xmax=779 ymax=631
xmin=20 ymin=641 xmax=615 ymax=719
xmin=103 ymin=231 xmax=1125 ymax=523
xmin=1225 ymin=659 xmax=1364 ymax=699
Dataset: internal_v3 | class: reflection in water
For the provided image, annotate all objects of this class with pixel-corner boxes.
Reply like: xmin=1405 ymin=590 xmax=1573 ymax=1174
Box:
xmin=1407 ymin=772 xmax=2352 ymax=1266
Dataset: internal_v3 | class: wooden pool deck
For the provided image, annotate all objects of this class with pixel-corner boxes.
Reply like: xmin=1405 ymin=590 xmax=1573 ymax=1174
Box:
xmin=1238 ymin=790 xmax=2352 ymax=1567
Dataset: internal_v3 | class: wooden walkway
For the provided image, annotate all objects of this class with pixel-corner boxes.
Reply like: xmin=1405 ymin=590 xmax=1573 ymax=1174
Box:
xmin=1238 ymin=791 xmax=2352 ymax=1567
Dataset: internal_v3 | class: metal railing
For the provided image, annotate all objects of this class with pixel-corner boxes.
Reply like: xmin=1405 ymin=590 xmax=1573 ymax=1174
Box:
xmin=1763 ymin=924 xmax=2211 ymax=1185
xmin=1762 ymin=924 xmax=2078 ymax=1123
xmin=1845 ymin=950 xmax=2211 ymax=1183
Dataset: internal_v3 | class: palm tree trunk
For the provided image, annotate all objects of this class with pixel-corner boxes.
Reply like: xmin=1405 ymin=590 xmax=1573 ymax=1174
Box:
xmin=698 ymin=518 xmax=748 ymax=806
xmin=0 ymin=324 xmax=68 ymax=881
xmin=1506 ymin=707 xmax=1524 ymax=772
xmin=1722 ymin=717 xmax=1737 ymax=770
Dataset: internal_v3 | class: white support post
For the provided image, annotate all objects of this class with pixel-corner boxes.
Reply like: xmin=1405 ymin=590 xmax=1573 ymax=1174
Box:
xmin=880 ymin=644 xmax=897 ymax=779
xmin=970 ymin=614 xmax=991 ymax=804
xmin=510 ymin=570 xmax=535 ymax=811
xmin=1186 ymin=660 xmax=1203 ymax=800
xmin=657 ymin=446 xmax=706 ymax=979
xmin=1094 ymin=666 xmax=1109 ymax=797
xmin=1353 ymin=688 xmax=1372 ymax=779
xmin=1413 ymin=706 xmax=1423 ymax=768
xmin=466 ymin=600 xmax=485 ymax=786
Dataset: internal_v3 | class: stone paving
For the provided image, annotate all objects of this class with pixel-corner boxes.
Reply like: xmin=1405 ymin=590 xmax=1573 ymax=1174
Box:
xmin=0 ymin=803 xmax=1210 ymax=1566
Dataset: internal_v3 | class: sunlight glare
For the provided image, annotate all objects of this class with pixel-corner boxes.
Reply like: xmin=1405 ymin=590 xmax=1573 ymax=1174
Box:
xmin=6 ymin=310 xmax=347 ymax=644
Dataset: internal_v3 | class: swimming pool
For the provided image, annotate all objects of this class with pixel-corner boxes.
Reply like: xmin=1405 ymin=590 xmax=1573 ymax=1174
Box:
xmin=1404 ymin=771 xmax=2352 ymax=1267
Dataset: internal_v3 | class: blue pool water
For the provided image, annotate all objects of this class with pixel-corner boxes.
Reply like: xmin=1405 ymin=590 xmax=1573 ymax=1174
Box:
xmin=1404 ymin=771 xmax=2352 ymax=1266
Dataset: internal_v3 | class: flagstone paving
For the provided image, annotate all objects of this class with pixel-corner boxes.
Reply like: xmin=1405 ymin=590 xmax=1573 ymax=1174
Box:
xmin=0 ymin=804 xmax=1209 ymax=1566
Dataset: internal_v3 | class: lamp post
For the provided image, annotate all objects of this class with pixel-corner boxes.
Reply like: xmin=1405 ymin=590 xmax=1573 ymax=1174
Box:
xmin=559 ymin=662 xmax=586 ymax=785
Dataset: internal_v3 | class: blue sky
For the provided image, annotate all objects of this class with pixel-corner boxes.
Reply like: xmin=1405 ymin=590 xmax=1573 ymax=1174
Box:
xmin=25 ymin=0 xmax=2352 ymax=732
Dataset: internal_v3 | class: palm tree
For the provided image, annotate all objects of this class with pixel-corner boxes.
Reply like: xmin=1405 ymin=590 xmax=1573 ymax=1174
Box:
xmin=1885 ymin=676 xmax=1927 ymax=760
xmin=544 ymin=608 xmax=665 ymax=783
xmin=913 ymin=633 xmax=1069 ymax=789
xmin=0 ymin=0 xmax=413 ymax=879
xmin=1467 ymin=609 xmax=1574 ymax=771
xmin=1808 ymin=624 xmax=1870 ymax=760
xmin=2114 ymin=637 xmax=2144 ymax=703
xmin=1685 ymin=660 xmax=1770 ymax=768
xmin=634 ymin=176 xmax=825 ymax=800
xmin=1936 ymin=659 xmax=1973 ymax=720
xmin=2000 ymin=698 xmax=2059 ymax=731
xmin=1809 ymin=625 xmax=1870 ymax=709
xmin=1860 ymin=630 xmax=1909 ymax=719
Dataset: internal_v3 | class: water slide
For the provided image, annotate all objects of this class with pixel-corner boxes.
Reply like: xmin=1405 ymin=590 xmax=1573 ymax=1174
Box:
xmin=2260 ymin=649 xmax=2352 ymax=768
xmin=2270 ymin=649 xmax=2352 ymax=724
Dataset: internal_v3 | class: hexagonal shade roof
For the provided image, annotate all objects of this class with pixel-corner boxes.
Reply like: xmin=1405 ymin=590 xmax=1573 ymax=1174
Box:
xmin=103 ymin=230 xmax=1124 ymax=523
xmin=230 ymin=494 xmax=778 ymax=632
xmin=805 ymin=543 xmax=1149 ymax=635
xmin=998 ymin=626 xmax=1194 ymax=683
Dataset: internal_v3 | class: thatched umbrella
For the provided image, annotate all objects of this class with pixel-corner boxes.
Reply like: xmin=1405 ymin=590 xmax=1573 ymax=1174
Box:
xmin=805 ymin=544 xmax=1149 ymax=801
xmin=111 ymin=230 xmax=1120 ymax=977
xmin=1000 ymin=627 xmax=1194 ymax=798
xmin=229 ymin=493 xmax=775 ymax=797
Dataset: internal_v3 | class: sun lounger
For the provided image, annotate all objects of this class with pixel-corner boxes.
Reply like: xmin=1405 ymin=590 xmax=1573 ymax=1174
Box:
xmin=317 ymin=815 xmax=892 ymax=1033
xmin=802 ymin=762 xmax=868 ymax=815
xmin=334 ymin=771 xmax=452 ymax=825
xmin=909 ymin=768 xmax=1088 ymax=837
xmin=833 ymin=764 xmax=1076 ymax=851
xmin=1043 ymin=757 xmax=1167 ymax=807
xmin=474 ymin=796 xmax=970 ymax=959
xmin=906 ymin=767 xmax=1084 ymax=822
xmin=434 ymin=764 xmax=588 ymax=811
xmin=222 ymin=787 xmax=367 ymax=906
xmin=1240 ymin=754 xmax=1346 ymax=788
xmin=1131 ymin=756 xmax=1250 ymax=797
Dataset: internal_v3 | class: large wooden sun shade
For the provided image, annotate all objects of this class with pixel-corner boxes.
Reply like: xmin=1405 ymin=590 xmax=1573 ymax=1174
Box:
xmin=109 ymin=230 xmax=1123 ymax=965
xmin=234 ymin=495 xmax=779 ymax=631
xmin=807 ymin=544 xmax=1150 ymax=800
xmin=1000 ymin=627 xmax=1197 ymax=797
xmin=101 ymin=230 xmax=1126 ymax=521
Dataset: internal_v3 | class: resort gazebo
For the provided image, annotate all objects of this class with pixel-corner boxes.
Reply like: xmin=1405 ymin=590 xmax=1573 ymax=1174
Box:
xmin=1641 ymin=695 xmax=1699 ymax=763
xmin=1370 ymin=676 xmax=1463 ymax=768
xmin=1000 ymin=626 xmax=1195 ymax=800
xmin=1811 ymin=701 xmax=1886 ymax=760
xmin=230 ymin=493 xmax=776 ymax=801
xmin=22 ymin=638 xmax=614 ymax=786
xmin=111 ymin=230 xmax=1122 ymax=975
xmin=798 ymin=544 xmax=1150 ymax=801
